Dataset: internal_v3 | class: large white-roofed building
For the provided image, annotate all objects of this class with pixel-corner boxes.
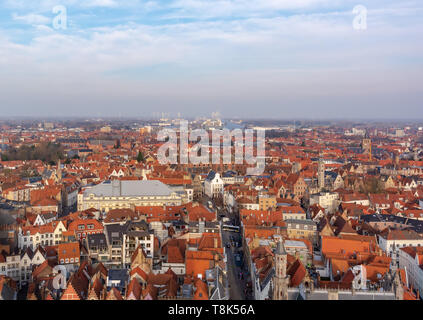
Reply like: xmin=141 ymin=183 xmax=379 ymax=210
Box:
xmin=78 ymin=179 xmax=182 ymax=212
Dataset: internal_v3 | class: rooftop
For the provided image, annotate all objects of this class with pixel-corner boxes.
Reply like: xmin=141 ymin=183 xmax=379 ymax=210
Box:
xmin=83 ymin=180 xmax=174 ymax=197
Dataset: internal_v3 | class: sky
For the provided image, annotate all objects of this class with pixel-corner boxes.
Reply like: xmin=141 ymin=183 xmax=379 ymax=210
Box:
xmin=0 ymin=0 xmax=422 ymax=119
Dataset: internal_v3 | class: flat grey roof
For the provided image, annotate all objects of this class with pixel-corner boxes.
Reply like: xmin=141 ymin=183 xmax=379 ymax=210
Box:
xmin=285 ymin=240 xmax=308 ymax=248
xmin=83 ymin=180 xmax=173 ymax=197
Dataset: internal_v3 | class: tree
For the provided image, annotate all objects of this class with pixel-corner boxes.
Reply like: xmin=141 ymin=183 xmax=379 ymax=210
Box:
xmin=137 ymin=151 xmax=145 ymax=163
xmin=1 ymin=142 xmax=64 ymax=164
xmin=360 ymin=177 xmax=384 ymax=194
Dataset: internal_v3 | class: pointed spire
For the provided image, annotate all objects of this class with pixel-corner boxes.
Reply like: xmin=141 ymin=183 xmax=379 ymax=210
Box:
xmin=57 ymin=158 xmax=62 ymax=181
xmin=275 ymin=237 xmax=286 ymax=255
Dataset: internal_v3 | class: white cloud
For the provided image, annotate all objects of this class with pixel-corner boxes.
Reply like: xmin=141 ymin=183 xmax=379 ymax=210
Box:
xmin=12 ymin=13 xmax=51 ymax=25
xmin=82 ymin=0 xmax=118 ymax=8
xmin=0 ymin=0 xmax=422 ymax=118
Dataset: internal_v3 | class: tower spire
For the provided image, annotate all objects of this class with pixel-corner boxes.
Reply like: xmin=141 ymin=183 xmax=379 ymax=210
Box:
xmin=273 ymin=238 xmax=289 ymax=300
xmin=318 ymin=156 xmax=325 ymax=191
xmin=57 ymin=158 xmax=62 ymax=182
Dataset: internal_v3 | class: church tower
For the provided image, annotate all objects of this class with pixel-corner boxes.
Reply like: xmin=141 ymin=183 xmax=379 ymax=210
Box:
xmin=273 ymin=239 xmax=289 ymax=300
xmin=361 ymin=133 xmax=372 ymax=161
xmin=57 ymin=159 xmax=62 ymax=182
xmin=318 ymin=155 xmax=325 ymax=191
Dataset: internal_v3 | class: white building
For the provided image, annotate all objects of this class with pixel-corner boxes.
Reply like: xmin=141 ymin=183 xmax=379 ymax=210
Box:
xmin=0 ymin=247 xmax=46 ymax=286
xmin=223 ymin=190 xmax=236 ymax=211
xmin=378 ymin=229 xmax=423 ymax=266
xmin=221 ymin=171 xmax=244 ymax=185
xmin=309 ymin=192 xmax=339 ymax=213
xmin=78 ymin=180 xmax=182 ymax=212
xmin=33 ymin=213 xmax=57 ymax=226
xmin=18 ymin=220 xmax=67 ymax=250
xmin=204 ymin=171 xmax=224 ymax=198
xmin=398 ymin=246 xmax=423 ymax=297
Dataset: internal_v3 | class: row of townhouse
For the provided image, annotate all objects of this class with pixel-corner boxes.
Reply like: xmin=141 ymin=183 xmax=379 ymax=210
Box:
xmin=87 ymin=220 xmax=155 ymax=268
xmin=17 ymin=218 xmax=104 ymax=251
xmin=18 ymin=221 xmax=67 ymax=250
xmin=2 ymin=185 xmax=32 ymax=202
xmin=0 ymin=247 xmax=47 ymax=286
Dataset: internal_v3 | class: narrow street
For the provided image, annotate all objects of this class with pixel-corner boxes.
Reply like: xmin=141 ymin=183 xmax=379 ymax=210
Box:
xmin=222 ymin=229 xmax=245 ymax=300
xmin=200 ymin=194 xmax=248 ymax=300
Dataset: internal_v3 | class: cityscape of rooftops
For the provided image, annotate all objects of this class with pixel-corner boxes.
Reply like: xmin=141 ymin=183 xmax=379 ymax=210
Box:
xmin=0 ymin=0 xmax=422 ymax=309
